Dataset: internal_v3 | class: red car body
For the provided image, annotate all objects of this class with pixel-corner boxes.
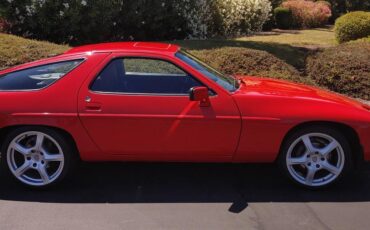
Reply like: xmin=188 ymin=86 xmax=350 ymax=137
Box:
xmin=0 ymin=42 xmax=369 ymax=164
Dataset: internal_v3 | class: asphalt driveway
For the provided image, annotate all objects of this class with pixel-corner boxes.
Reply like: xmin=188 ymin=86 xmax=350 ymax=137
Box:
xmin=0 ymin=162 xmax=370 ymax=230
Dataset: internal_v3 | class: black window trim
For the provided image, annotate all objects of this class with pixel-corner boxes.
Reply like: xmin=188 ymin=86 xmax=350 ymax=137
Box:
xmin=89 ymin=56 xmax=217 ymax=97
xmin=0 ymin=58 xmax=86 ymax=92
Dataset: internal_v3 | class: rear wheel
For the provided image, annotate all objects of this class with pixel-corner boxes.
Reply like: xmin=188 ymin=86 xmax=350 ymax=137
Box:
xmin=279 ymin=126 xmax=353 ymax=189
xmin=1 ymin=127 xmax=76 ymax=188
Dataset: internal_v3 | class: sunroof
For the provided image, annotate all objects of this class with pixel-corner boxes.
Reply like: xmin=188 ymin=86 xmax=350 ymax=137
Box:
xmin=133 ymin=42 xmax=171 ymax=50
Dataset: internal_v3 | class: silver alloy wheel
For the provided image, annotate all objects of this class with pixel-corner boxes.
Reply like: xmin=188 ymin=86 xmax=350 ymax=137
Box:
xmin=286 ymin=133 xmax=345 ymax=187
xmin=7 ymin=131 xmax=65 ymax=186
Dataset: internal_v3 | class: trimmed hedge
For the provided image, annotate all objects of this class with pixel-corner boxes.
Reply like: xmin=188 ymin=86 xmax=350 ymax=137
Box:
xmin=0 ymin=33 xmax=68 ymax=70
xmin=190 ymin=47 xmax=313 ymax=85
xmin=335 ymin=11 xmax=370 ymax=43
xmin=274 ymin=7 xmax=293 ymax=29
xmin=351 ymin=36 xmax=370 ymax=43
xmin=307 ymin=42 xmax=370 ymax=100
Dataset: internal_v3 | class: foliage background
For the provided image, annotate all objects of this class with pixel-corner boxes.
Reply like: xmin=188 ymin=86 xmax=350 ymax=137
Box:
xmin=0 ymin=0 xmax=272 ymax=45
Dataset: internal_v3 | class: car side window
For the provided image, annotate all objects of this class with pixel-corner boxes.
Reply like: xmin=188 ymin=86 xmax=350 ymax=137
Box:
xmin=0 ymin=60 xmax=83 ymax=90
xmin=90 ymin=58 xmax=204 ymax=94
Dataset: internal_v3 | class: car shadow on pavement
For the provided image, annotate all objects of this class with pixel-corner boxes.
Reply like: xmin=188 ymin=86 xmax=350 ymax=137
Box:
xmin=1 ymin=162 xmax=370 ymax=213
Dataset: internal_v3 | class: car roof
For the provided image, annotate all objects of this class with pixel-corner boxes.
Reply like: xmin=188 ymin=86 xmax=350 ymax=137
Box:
xmin=64 ymin=42 xmax=180 ymax=55
xmin=0 ymin=42 xmax=180 ymax=75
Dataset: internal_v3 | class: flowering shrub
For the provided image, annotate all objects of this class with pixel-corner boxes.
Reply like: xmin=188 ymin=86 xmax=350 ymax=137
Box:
xmin=175 ymin=0 xmax=272 ymax=38
xmin=282 ymin=0 xmax=332 ymax=28
xmin=1 ymin=0 xmax=188 ymax=45
xmin=1 ymin=0 xmax=272 ymax=43
xmin=174 ymin=0 xmax=217 ymax=39
xmin=216 ymin=0 xmax=272 ymax=36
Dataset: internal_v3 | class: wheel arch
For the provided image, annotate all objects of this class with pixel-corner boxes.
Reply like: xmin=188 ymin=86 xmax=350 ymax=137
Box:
xmin=277 ymin=121 xmax=363 ymax=168
xmin=0 ymin=125 xmax=81 ymax=160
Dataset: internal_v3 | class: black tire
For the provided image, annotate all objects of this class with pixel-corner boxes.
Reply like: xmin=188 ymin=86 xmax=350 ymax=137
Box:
xmin=0 ymin=126 xmax=78 ymax=188
xmin=278 ymin=125 xmax=353 ymax=189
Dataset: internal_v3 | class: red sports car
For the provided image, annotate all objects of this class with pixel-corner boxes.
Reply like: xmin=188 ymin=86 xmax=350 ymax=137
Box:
xmin=0 ymin=42 xmax=369 ymax=189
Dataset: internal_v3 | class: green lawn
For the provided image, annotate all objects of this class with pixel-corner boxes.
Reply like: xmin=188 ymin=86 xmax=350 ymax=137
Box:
xmin=238 ymin=28 xmax=336 ymax=47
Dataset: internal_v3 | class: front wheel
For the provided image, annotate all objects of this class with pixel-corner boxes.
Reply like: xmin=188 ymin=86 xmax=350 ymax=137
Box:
xmin=279 ymin=126 xmax=353 ymax=189
xmin=1 ymin=127 xmax=76 ymax=188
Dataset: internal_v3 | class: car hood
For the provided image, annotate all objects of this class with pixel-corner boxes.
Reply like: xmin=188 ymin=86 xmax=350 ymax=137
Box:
xmin=233 ymin=76 xmax=368 ymax=110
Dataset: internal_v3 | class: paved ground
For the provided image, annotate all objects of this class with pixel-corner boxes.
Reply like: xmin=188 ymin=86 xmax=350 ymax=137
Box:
xmin=1 ymin=162 xmax=370 ymax=230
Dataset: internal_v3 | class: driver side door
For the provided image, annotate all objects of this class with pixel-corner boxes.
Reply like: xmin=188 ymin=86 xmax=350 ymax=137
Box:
xmin=78 ymin=53 xmax=241 ymax=162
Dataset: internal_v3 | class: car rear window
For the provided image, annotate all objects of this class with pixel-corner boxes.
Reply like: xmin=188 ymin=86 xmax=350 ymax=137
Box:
xmin=0 ymin=59 xmax=83 ymax=91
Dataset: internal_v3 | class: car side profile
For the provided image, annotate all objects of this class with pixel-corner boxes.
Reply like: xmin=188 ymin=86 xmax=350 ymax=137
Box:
xmin=0 ymin=42 xmax=369 ymax=189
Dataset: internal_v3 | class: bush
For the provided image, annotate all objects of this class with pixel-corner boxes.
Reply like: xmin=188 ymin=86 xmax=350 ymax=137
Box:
xmin=274 ymin=7 xmax=293 ymax=29
xmin=322 ymin=0 xmax=370 ymax=21
xmin=1 ymin=0 xmax=188 ymax=45
xmin=335 ymin=11 xmax=370 ymax=43
xmin=0 ymin=0 xmax=273 ymax=44
xmin=174 ymin=0 xmax=218 ymax=39
xmin=282 ymin=0 xmax=332 ymax=28
xmin=215 ymin=0 xmax=272 ymax=37
xmin=0 ymin=33 xmax=68 ymax=70
xmin=351 ymin=36 xmax=370 ymax=43
xmin=0 ymin=17 xmax=10 ymax=33
xmin=189 ymin=47 xmax=313 ymax=85
xmin=176 ymin=0 xmax=272 ymax=38
xmin=306 ymin=42 xmax=370 ymax=100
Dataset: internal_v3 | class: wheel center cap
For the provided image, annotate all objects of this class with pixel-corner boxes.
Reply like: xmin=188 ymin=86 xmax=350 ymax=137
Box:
xmin=33 ymin=154 xmax=40 ymax=161
xmin=312 ymin=156 xmax=318 ymax=163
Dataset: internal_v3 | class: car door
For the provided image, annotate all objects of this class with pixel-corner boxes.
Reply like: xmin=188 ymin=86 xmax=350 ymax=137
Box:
xmin=78 ymin=52 xmax=241 ymax=162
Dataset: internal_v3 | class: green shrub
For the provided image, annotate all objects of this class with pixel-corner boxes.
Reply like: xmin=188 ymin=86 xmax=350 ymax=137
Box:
xmin=0 ymin=0 xmax=273 ymax=44
xmin=189 ymin=47 xmax=313 ymax=85
xmin=350 ymin=36 xmax=370 ymax=43
xmin=0 ymin=33 xmax=68 ymax=70
xmin=322 ymin=0 xmax=370 ymax=21
xmin=0 ymin=0 xmax=188 ymax=45
xmin=335 ymin=11 xmax=370 ymax=43
xmin=274 ymin=7 xmax=293 ymax=29
xmin=306 ymin=42 xmax=370 ymax=100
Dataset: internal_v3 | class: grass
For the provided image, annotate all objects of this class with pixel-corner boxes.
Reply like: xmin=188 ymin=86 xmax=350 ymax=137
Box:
xmin=238 ymin=28 xmax=336 ymax=47
xmin=0 ymin=33 xmax=68 ymax=70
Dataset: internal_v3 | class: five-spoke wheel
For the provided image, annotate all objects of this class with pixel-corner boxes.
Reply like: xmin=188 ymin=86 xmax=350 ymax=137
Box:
xmin=280 ymin=126 xmax=352 ymax=188
xmin=1 ymin=127 xmax=75 ymax=188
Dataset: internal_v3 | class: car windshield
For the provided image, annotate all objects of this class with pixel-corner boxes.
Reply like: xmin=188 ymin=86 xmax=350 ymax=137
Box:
xmin=175 ymin=50 xmax=239 ymax=92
